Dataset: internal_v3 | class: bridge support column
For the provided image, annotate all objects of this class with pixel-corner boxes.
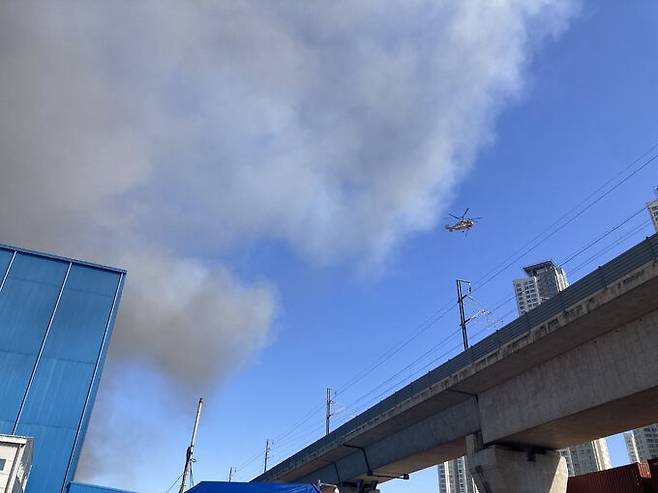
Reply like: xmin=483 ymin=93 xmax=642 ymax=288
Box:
xmin=466 ymin=435 xmax=567 ymax=493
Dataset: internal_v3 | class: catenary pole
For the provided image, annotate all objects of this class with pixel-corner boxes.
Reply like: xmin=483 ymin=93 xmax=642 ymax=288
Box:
xmin=456 ymin=279 xmax=471 ymax=350
xmin=179 ymin=398 xmax=204 ymax=493
xmin=325 ymin=387 xmax=334 ymax=436
xmin=264 ymin=439 xmax=271 ymax=473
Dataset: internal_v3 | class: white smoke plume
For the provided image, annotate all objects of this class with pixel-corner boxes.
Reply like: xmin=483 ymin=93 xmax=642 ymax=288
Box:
xmin=0 ymin=0 xmax=578 ymax=489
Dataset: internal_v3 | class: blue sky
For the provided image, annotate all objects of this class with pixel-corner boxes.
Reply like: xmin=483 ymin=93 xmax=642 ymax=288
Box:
xmin=1 ymin=1 xmax=658 ymax=492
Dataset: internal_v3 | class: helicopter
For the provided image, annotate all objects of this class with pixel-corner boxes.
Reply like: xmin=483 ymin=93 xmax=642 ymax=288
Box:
xmin=444 ymin=208 xmax=482 ymax=233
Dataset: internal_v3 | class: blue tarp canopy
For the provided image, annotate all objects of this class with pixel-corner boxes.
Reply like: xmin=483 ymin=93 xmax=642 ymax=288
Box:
xmin=187 ymin=482 xmax=321 ymax=493
xmin=68 ymin=482 xmax=137 ymax=493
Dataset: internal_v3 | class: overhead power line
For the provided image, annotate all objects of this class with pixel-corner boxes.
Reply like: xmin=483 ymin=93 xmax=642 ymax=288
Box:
xmin=473 ymin=152 xmax=658 ymax=293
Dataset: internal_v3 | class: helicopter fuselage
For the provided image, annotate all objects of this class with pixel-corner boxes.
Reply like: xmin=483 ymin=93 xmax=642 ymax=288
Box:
xmin=445 ymin=219 xmax=475 ymax=232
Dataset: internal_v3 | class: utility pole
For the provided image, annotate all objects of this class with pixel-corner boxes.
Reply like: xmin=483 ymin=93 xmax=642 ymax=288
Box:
xmin=228 ymin=466 xmax=233 ymax=482
xmin=325 ymin=387 xmax=334 ymax=436
xmin=456 ymin=279 xmax=472 ymax=350
xmin=178 ymin=398 xmax=204 ymax=493
xmin=263 ymin=439 xmax=271 ymax=473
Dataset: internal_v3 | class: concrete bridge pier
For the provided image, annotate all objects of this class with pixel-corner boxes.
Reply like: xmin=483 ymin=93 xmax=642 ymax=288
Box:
xmin=466 ymin=435 xmax=567 ymax=493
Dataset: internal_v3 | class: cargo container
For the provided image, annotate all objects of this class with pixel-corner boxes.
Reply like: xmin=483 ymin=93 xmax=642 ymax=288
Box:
xmin=648 ymin=458 xmax=658 ymax=492
xmin=567 ymin=462 xmax=652 ymax=493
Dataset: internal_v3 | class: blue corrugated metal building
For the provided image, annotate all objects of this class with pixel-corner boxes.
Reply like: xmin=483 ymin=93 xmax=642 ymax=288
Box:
xmin=68 ymin=481 xmax=137 ymax=493
xmin=0 ymin=244 xmax=125 ymax=493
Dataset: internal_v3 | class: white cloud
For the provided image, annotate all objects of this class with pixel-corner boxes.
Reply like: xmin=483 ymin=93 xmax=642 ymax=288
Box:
xmin=0 ymin=0 xmax=578 ymax=488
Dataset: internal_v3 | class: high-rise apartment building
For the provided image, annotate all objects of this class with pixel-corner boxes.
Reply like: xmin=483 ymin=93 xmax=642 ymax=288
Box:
xmin=559 ymin=439 xmax=612 ymax=476
xmin=0 ymin=244 xmax=125 ymax=493
xmin=438 ymin=457 xmax=477 ymax=493
xmin=625 ymin=425 xmax=658 ymax=463
xmin=624 ymin=431 xmax=640 ymax=464
xmin=513 ymin=261 xmax=569 ymax=315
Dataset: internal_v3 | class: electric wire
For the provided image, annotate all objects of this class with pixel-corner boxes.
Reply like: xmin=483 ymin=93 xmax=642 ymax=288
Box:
xmin=164 ymin=472 xmax=184 ymax=493
xmin=474 ymin=206 xmax=655 ymax=323
xmin=261 ymin=302 xmax=458 ymax=452
xmin=472 ymin=142 xmax=658 ymax=290
xmin=331 ymin=326 xmax=464 ymax=419
xmin=336 ymin=304 xmax=531 ymax=426
xmin=570 ymin=220 xmax=653 ymax=275
xmin=334 ymin=301 xmax=458 ymax=396
xmin=559 ymin=207 xmax=648 ymax=266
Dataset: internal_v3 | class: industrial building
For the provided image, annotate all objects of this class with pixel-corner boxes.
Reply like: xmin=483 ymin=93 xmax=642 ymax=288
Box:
xmin=0 ymin=244 xmax=125 ymax=492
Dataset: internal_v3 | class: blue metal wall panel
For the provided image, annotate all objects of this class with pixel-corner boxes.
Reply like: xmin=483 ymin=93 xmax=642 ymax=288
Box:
xmin=0 ymin=248 xmax=13 ymax=278
xmin=0 ymin=246 xmax=124 ymax=493
xmin=20 ymin=422 xmax=76 ymax=490
xmin=63 ymin=268 xmax=124 ymax=490
xmin=0 ymin=254 xmax=67 ymax=430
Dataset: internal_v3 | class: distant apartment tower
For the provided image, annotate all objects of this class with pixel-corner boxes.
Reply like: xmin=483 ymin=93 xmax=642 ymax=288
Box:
xmin=625 ymin=431 xmax=641 ymax=464
xmin=647 ymin=186 xmax=658 ymax=233
xmin=625 ymin=425 xmax=658 ymax=463
xmin=559 ymin=439 xmax=612 ymax=476
xmin=438 ymin=457 xmax=477 ymax=493
xmin=513 ymin=261 xmax=569 ymax=314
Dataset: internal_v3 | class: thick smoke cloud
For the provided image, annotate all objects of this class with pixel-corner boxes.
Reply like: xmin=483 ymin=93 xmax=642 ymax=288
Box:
xmin=0 ymin=0 xmax=577 ymax=488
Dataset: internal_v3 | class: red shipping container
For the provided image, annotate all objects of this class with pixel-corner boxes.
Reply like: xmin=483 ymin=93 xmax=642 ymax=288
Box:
xmin=648 ymin=458 xmax=658 ymax=491
xmin=567 ymin=463 xmax=652 ymax=493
